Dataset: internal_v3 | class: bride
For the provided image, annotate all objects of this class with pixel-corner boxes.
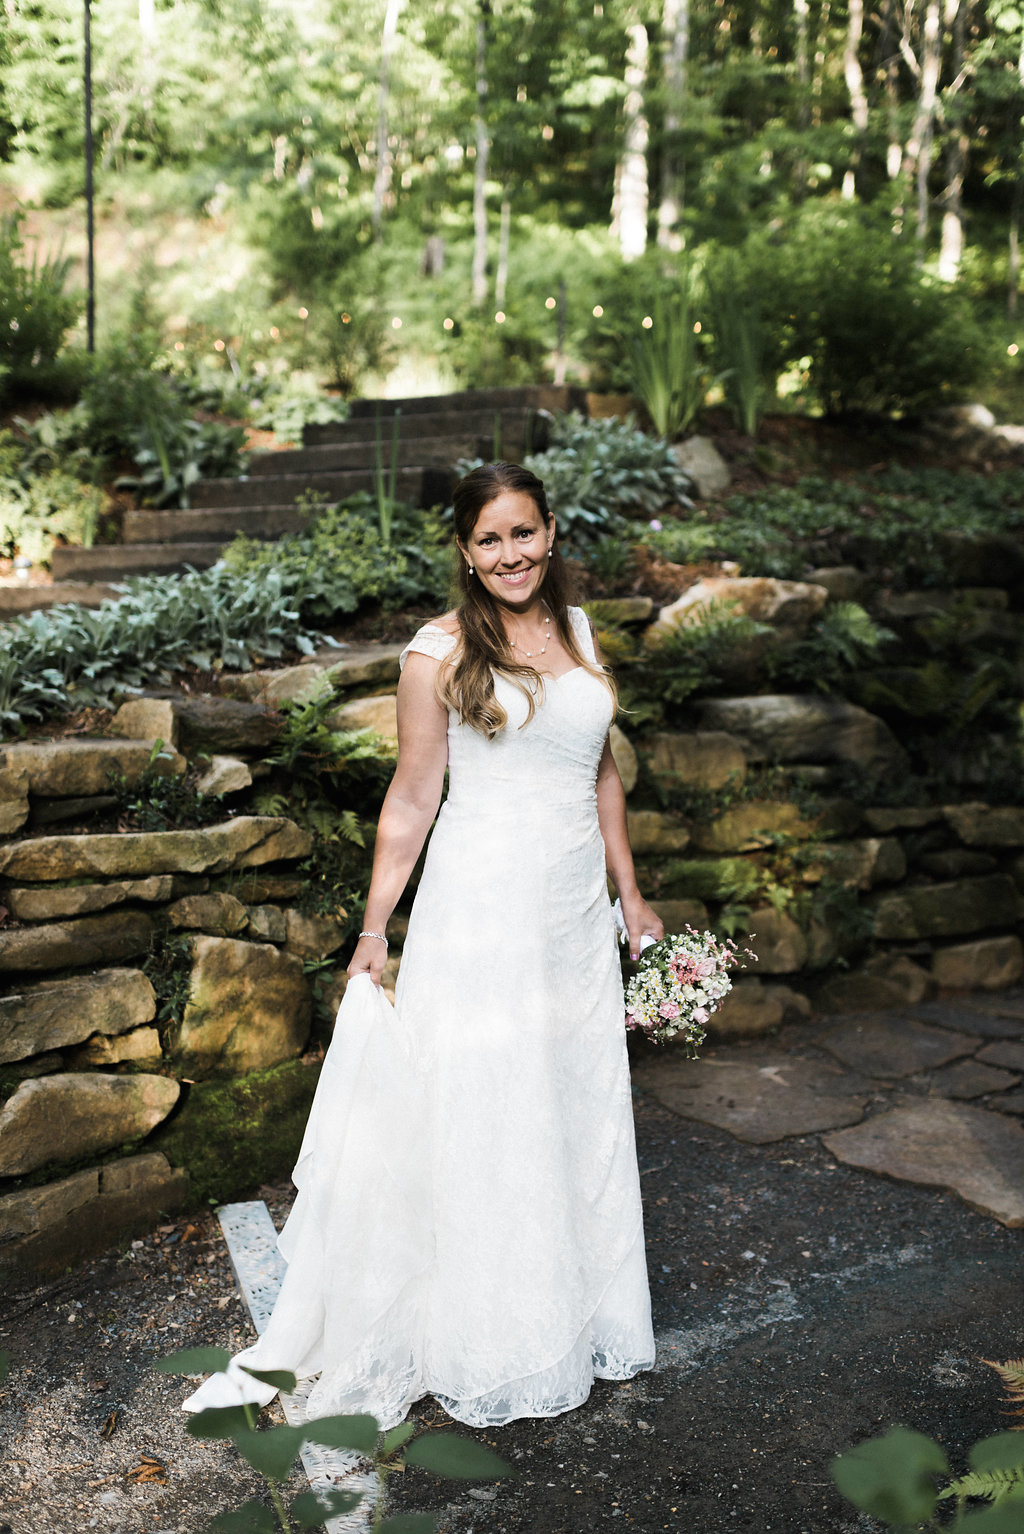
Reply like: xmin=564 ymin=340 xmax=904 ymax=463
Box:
xmin=184 ymin=461 xmax=662 ymax=1429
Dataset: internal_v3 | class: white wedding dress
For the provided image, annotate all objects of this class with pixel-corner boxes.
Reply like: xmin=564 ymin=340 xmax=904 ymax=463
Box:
xmin=183 ymin=607 xmax=654 ymax=1429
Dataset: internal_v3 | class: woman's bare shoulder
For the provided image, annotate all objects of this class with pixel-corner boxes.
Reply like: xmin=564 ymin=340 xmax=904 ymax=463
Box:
xmin=427 ymin=610 xmax=461 ymax=636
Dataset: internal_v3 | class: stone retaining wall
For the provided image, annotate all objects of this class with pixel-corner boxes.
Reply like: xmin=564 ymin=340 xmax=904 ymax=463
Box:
xmin=2 ymin=586 xmax=1023 ymax=1279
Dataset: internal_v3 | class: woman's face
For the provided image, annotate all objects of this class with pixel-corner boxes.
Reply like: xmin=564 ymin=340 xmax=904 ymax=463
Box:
xmin=458 ymin=489 xmax=555 ymax=610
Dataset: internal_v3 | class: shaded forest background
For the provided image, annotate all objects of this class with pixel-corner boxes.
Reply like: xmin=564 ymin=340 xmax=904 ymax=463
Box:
xmin=2 ymin=0 xmax=1024 ymax=414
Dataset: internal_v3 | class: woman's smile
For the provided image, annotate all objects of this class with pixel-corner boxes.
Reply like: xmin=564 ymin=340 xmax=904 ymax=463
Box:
xmin=458 ymin=488 xmax=554 ymax=611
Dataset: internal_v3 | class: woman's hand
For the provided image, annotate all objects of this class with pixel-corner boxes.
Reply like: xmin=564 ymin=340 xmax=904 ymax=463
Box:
xmin=619 ymin=894 xmax=664 ymax=962
xmin=346 ymin=933 xmax=389 ymax=987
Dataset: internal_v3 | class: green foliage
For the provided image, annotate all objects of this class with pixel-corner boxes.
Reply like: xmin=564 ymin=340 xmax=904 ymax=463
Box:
xmin=222 ymin=497 xmax=452 ymax=619
xmin=151 ymin=1060 xmax=321 ymax=1207
xmin=745 ymin=206 xmax=982 ymax=416
xmin=0 ymin=213 xmax=82 ymax=404
xmin=767 ymin=603 xmax=896 ymax=693
xmin=252 ymin=384 xmax=348 ymax=445
xmin=109 ymin=744 xmax=223 ymax=832
xmin=523 ymin=412 xmax=693 ymax=548
xmin=628 ymin=264 xmax=710 ymax=439
xmin=0 ymin=429 xmax=104 ymax=564
xmin=706 ymin=470 xmax=1024 ymax=587
xmin=0 ymin=563 xmax=314 ymax=738
xmin=118 ymin=414 xmax=248 ymax=510
xmin=157 ymin=1348 xmax=513 ymax=1533
xmin=832 ymin=1424 xmax=1024 ymax=1531
xmin=143 ymin=930 xmax=195 ymax=1030
xmin=618 ymin=603 xmax=770 ymax=729
xmin=705 ymin=248 xmax=769 ymax=438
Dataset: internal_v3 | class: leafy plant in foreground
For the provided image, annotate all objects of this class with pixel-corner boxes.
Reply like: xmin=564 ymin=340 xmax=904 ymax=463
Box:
xmin=628 ymin=263 xmax=709 ymax=439
xmin=832 ymin=1424 xmax=1024 ymax=1530
xmin=157 ymin=1346 xmax=512 ymax=1533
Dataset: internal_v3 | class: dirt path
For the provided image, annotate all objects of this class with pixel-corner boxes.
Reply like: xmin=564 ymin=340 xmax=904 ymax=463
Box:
xmin=1 ymin=1001 xmax=1022 ymax=1534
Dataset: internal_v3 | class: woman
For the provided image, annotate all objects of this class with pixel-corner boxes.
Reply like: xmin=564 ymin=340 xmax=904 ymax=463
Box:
xmin=184 ymin=461 xmax=662 ymax=1429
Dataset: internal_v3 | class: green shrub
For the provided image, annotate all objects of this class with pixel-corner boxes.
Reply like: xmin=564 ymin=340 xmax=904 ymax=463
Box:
xmin=627 ymin=262 xmax=710 ymax=439
xmin=221 ymin=496 xmax=452 ymax=617
xmin=0 ymin=213 xmax=82 ymax=404
xmin=522 ymin=412 xmax=693 ymax=548
xmin=0 ymin=428 xmax=104 ymax=565
xmin=743 ymin=204 xmax=982 ymax=416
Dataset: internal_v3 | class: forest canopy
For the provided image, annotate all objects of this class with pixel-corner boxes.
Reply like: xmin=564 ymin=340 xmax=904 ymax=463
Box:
xmin=1 ymin=0 xmax=1023 ymax=411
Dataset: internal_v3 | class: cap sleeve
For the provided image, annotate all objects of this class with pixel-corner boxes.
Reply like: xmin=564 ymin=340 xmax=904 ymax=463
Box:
xmin=399 ymin=623 xmax=459 ymax=669
xmin=568 ymin=605 xmax=598 ymax=664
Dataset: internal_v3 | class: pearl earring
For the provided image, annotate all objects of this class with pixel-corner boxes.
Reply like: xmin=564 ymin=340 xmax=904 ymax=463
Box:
xmin=547 ymin=548 xmax=553 ymax=559
xmin=468 ymin=563 xmax=475 ymax=576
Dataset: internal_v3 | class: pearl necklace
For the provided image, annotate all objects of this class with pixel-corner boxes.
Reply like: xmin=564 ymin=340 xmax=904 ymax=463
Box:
xmin=509 ymin=608 xmax=552 ymax=658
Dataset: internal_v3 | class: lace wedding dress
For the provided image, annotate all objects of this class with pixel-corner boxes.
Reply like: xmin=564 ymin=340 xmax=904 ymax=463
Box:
xmin=183 ymin=607 xmax=654 ymax=1429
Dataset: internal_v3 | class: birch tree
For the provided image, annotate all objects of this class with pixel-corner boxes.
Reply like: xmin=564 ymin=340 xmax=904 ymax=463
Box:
xmin=615 ymin=19 xmax=649 ymax=261
xmin=657 ymin=0 xmax=688 ymax=250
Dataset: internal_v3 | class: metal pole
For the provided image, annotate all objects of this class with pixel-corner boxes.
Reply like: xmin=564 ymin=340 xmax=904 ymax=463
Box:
xmin=84 ymin=0 xmax=95 ymax=352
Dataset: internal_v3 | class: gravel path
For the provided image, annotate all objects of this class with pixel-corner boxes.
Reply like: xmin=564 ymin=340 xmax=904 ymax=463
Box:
xmin=2 ymin=999 xmax=1022 ymax=1534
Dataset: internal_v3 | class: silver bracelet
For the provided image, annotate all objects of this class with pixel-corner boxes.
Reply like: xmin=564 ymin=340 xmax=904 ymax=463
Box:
xmin=358 ymin=930 xmax=388 ymax=946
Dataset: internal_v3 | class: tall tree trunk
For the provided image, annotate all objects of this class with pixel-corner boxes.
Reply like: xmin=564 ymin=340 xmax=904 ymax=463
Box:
xmin=657 ymin=0 xmax=688 ymax=251
xmin=495 ymin=189 xmax=511 ymax=307
xmin=842 ymin=0 xmax=868 ymax=198
xmin=372 ymin=0 xmax=404 ymax=238
xmin=812 ymin=0 xmax=830 ymax=128
xmin=1011 ymin=25 xmax=1024 ymax=318
xmin=617 ymin=21 xmax=649 ymax=262
xmin=902 ymin=0 xmax=942 ymax=248
xmin=937 ymin=0 xmax=968 ymax=281
xmin=472 ymin=0 xmax=491 ymax=306
xmin=882 ymin=0 xmax=903 ymax=210
xmin=792 ymin=0 xmax=810 ymax=196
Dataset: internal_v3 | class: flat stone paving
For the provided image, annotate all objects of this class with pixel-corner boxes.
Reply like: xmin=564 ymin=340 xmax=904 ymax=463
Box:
xmin=635 ymin=988 xmax=1024 ymax=1229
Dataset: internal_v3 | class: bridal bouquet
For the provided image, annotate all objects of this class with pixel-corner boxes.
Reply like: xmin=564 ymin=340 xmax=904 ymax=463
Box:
xmin=622 ymin=923 xmax=751 ymax=1052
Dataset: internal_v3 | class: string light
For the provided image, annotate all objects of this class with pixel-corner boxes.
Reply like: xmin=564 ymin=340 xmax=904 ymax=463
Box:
xmin=174 ymin=341 xmax=185 ymax=352
xmin=693 ymin=321 xmax=702 ymax=333
xmin=269 ymin=326 xmax=280 ymax=339
xmin=545 ymin=297 xmax=557 ymax=310
xmin=214 ymin=338 xmax=225 ymax=351
xmin=392 ymin=317 xmax=402 ymax=329
xmin=593 ymin=305 xmax=604 ymax=318
xmin=495 ymin=311 xmax=506 ymax=324
xmin=1009 ymin=344 xmax=1019 ymax=357
xmin=341 ymin=313 xmax=352 ymax=324
xmin=641 ymin=316 xmax=653 ymax=329
xmin=298 ymin=307 xmax=309 ymax=319
xmin=443 ymin=317 xmax=454 ymax=330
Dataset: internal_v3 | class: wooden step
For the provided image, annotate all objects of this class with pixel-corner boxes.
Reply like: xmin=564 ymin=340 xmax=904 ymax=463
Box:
xmin=300 ymin=406 xmax=546 ymax=451
xmin=0 ymin=581 xmax=120 ymax=618
xmin=247 ymin=429 xmax=516 ymax=477
xmin=50 ymin=543 xmax=227 ymax=581
xmin=345 ymin=383 xmax=585 ymax=420
xmin=123 ymin=505 xmax=317 ymax=545
xmin=190 ymin=466 xmax=423 ymax=510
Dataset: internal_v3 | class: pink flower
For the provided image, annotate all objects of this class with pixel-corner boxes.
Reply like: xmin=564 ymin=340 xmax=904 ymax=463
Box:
xmin=695 ymin=958 xmax=715 ymax=979
xmin=658 ymin=1000 xmax=681 ymax=1019
xmin=692 ymin=1005 xmax=709 ymax=1025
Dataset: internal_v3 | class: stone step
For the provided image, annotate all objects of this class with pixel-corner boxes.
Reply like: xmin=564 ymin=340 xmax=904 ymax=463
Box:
xmin=49 ymin=543 xmax=227 ymax=581
xmin=301 ymin=405 xmax=548 ymax=450
xmin=345 ymin=382 xmax=584 ymax=421
xmin=123 ymin=505 xmax=315 ymax=545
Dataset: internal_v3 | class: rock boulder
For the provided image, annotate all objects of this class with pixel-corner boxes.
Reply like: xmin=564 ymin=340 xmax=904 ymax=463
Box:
xmin=174 ymin=935 xmax=311 ymax=1076
xmin=0 ymin=910 xmax=154 ymax=973
xmin=0 ymin=1073 xmax=180 ymax=1176
xmin=0 ymin=816 xmax=311 ymax=882
xmin=0 ymin=968 xmax=157 ymax=1064
xmin=696 ymin=695 xmax=906 ymax=772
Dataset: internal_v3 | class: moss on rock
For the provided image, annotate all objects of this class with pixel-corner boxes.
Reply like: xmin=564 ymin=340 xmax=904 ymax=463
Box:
xmin=150 ymin=1057 xmax=321 ymax=1207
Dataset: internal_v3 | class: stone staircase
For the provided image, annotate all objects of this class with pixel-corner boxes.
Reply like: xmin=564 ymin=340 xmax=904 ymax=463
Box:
xmin=42 ymin=384 xmax=584 ymax=589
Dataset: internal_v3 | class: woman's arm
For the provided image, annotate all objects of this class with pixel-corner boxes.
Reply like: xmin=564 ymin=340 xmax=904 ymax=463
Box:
xmin=346 ymin=651 xmax=450 ymax=985
xmin=596 ymin=737 xmax=664 ymax=961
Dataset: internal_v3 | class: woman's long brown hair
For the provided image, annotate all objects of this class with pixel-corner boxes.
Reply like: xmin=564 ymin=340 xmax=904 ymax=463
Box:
xmin=439 ymin=462 xmax=615 ymax=737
